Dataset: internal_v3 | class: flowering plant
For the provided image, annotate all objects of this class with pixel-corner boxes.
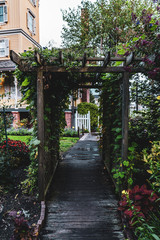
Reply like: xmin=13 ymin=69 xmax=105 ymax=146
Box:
xmin=118 ymin=6 xmax=160 ymax=80
xmin=0 ymin=139 xmax=29 ymax=166
xmin=119 ymin=185 xmax=158 ymax=226
xmin=9 ymin=210 xmax=33 ymax=240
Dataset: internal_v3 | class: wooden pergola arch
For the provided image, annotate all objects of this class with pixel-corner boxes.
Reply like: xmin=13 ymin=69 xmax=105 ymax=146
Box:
xmin=10 ymin=50 xmax=144 ymax=200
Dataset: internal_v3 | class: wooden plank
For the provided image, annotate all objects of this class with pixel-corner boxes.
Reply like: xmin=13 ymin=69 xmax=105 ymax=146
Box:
xmin=82 ymin=52 xmax=87 ymax=67
xmin=96 ymin=52 xmax=110 ymax=81
xmin=10 ymin=50 xmax=21 ymax=66
xmin=77 ymin=56 xmax=142 ymax=62
xmin=122 ymin=71 xmax=129 ymax=163
xmin=59 ymin=51 xmax=63 ymax=65
xmin=126 ymin=52 xmax=134 ymax=66
xmin=103 ymin=52 xmax=110 ymax=67
xmin=77 ymin=85 xmax=102 ymax=88
xmin=35 ymin=50 xmax=42 ymax=65
xmin=37 ymin=67 xmax=45 ymax=201
xmin=43 ymin=65 xmax=144 ymax=73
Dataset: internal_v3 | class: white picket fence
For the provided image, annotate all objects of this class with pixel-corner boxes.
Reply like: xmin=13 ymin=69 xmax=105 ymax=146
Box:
xmin=75 ymin=111 xmax=91 ymax=132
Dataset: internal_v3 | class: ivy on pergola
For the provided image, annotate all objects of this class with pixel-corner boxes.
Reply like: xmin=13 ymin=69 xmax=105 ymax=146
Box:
xmin=10 ymin=49 xmax=143 ymax=200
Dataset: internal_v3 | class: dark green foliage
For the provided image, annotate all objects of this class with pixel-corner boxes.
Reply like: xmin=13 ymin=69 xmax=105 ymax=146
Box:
xmin=0 ymin=139 xmax=30 ymax=168
xmin=7 ymin=127 xmax=33 ymax=136
xmin=62 ymin=128 xmax=79 ymax=137
xmin=77 ymin=102 xmax=99 ymax=131
xmin=100 ymin=73 xmax=122 ymax=173
xmin=14 ymin=48 xmax=87 ymax=195
xmin=61 ymin=0 xmax=148 ymax=54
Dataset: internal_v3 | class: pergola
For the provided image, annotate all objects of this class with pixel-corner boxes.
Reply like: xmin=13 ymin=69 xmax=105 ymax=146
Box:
xmin=10 ymin=49 xmax=144 ymax=200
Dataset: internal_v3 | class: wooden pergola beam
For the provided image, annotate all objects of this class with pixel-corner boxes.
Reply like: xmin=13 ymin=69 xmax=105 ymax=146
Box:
xmin=35 ymin=50 xmax=42 ymax=65
xmin=10 ymin=50 xmax=21 ymax=66
xmin=126 ymin=52 xmax=134 ymax=66
xmin=122 ymin=72 xmax=129 ymax=161
xmin=59 ymin=51 xmax=63 ymax=65
xmin=10 ymin=50 xmax=142 ymax=67
xmin=42 ymin=66 xmax=144 ymax=73
xmin=82 ymin=52 xmax=87 ymax=67
xmin=77 ymin=56 xmax=142 ymax=62
xmin=77 ymin=84 xmax=102 ymax=88
xmin=37 ymin=67 xmax=45 ymax=201
xmin=96 ymin=52 xmax=111 ymax=81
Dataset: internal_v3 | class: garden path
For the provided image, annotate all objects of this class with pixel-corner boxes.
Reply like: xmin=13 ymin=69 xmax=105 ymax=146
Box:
xmin=40 ymin=133 xmax=125 ymax=240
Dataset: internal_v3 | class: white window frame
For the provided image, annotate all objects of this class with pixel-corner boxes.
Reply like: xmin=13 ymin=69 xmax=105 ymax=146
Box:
xmin=27 ymin=10 xmax=36 ymax=34
xmin=0 ymin=4 xmax=8 ymax=23
xmin=0 ymin=38 xmax=9 ymax=57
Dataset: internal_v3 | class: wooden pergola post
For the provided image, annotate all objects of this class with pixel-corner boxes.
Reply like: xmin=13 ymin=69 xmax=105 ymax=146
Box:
xmin=37 ymin=67 xmax=45 ymax=201
xmin=122 ymin=71 xmax=129 ymax=162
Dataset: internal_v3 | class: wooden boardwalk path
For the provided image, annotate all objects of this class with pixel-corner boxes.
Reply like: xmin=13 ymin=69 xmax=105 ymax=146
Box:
xmin=40 ymin=134 xmax=125 ymax=240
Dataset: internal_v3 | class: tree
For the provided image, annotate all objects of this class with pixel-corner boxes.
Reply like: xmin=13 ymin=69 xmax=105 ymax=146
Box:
xmin=77 ymin=102 xmax=99 ymax=131
xmin=61 ymin=0 xmax=153 ymax=54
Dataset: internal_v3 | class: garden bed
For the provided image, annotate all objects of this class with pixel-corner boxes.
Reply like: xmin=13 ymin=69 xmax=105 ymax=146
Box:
xmin=0 ymin=165 xmax=40 ymax=240
xmin=0 ymin=136 xmax=79 ymax=239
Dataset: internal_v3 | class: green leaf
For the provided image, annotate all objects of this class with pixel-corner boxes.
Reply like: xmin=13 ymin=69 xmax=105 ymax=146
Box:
xmin=115 ymin=128 xmax=122 ymax=133
xmin=22 ymin=77 xmax=30 ymax=87
xmin=117 ymin=49 xmax=126 ymax=55
xmin=128 ymin=146 xmax=135 ymax=152
xmin=132 ymin=37 xmax=139 ymax=42
xmin=31 ymin=139 xmax=40 ymax=146
xmin=123 ymin=161 xmax=129 ymax=167
xmin=152 ymin=234 xmax=160 ymax=240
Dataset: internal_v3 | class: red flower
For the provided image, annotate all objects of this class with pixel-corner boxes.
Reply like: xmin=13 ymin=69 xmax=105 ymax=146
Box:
xmin=124 ymin=209 xmax=133 ymax=218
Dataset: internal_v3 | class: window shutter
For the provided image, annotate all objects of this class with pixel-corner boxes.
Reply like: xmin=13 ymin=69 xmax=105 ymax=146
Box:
xmin=27 ymin=11 xmax=29 ymax=29
xmin=34 ymin=18 xmax=36 ymax=34
xmin=5 ymin=38 xmax=9 ymax=56
xmin=3 ymin=5 xmax=8 ymax=22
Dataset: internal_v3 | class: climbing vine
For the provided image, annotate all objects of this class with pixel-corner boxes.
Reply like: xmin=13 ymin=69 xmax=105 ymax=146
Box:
xmin=14 ymin=48 xmax=89 ymax=194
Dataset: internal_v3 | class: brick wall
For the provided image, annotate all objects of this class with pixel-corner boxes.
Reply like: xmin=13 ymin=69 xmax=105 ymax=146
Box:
xmin=65 ymin=111 xmax=72 ymax=128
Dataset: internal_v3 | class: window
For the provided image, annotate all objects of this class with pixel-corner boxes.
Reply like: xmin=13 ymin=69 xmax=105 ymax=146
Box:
xmin=27 ymin=11 xmax=36 ymax=34
xmin=0 ymin=5 xmax=7 ymax=23
xmin=0 ymin=39 xmax=9 ymax=57
xmin=30 ymin=0 xmax=37 ymax=7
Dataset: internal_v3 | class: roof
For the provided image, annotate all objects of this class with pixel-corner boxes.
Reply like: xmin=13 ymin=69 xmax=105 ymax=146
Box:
xmin=0 ymin=60 xmax=16 ymax=72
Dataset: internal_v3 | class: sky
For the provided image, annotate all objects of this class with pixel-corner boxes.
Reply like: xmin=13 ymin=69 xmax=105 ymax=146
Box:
xmin=39 ymin=0 xmax=95 ymax=48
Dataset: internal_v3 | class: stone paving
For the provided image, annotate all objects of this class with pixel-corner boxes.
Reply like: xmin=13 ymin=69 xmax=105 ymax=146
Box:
xmin=40 ymin=133 xmax=125 ymax=240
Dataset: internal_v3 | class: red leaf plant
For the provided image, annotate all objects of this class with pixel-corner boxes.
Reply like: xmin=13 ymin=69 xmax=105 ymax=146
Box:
xmin=119 ymin=185 xmax=158 ymax=226
xmin=0 ymin=139 xmax=30 ymax=165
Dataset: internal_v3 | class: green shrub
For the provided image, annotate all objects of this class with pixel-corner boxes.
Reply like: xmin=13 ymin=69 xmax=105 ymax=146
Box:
xmin=7 ymin=127 xmax=33 ymax=136
xmin=62 ymin=128 xmax=78 ymax=137
xmin=77 ymin=102 xmax=99 ymax=131
xmin=21 ymin=137 xmax=40 ymax=195
xmin=0 ymin=139 xmax=30 ymax=167
xmin=143 ymin=141 xmax=160 ymax=195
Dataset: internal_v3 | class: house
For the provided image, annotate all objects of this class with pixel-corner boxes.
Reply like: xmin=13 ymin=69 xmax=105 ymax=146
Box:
xmin=0 ymin=0 xmax=40 ymax=127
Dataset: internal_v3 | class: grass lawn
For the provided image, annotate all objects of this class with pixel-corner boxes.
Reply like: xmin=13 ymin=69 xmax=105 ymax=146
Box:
xmin=60 ymin=137 xmax=79 ymax=152
xmin=7 ymin=135 xmax=32 ymax=144
xmin=6 ymin=135 xmax=79 ymax=152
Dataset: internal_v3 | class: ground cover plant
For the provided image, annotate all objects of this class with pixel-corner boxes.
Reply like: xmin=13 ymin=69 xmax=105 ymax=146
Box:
xmin=7 ymin=135 xmax=32 ymax=144
xmin=7 ymin=127 xmax=33 ymax=136
xmin=62 ymin=128 xmax=79 ymax=137
xmin=60 ymin=137 xmax=79 ymax=152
